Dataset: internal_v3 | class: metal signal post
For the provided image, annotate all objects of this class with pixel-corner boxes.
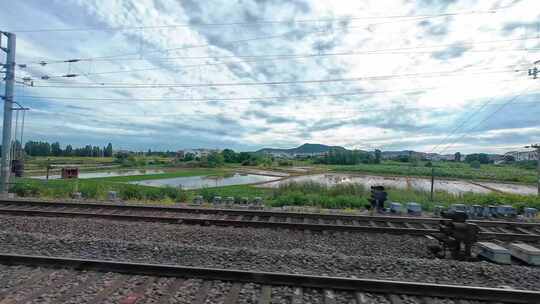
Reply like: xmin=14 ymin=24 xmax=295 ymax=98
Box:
xmin=0 ymin=31 xmax=16 ymax=194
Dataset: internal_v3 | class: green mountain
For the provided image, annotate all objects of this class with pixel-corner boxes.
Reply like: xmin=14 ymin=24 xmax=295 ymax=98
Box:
xmin=256 ymin=143 xmax=347 ymax=155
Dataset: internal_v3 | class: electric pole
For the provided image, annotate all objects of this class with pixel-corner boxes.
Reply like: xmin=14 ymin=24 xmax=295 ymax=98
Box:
xmin=0 ymin=31 xmax=16 ymax=194
xmin=525 ymin=144 xmax=540 ymax=196
xmin=525 ymin=61 xmax=540 ymax=195
xmin=430 ymin=166 xmax=435 ymax=201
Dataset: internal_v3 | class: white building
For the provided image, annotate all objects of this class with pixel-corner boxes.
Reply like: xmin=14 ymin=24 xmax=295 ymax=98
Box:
xmin=505 ymin=151 xmax=538 ymax=161
xmin=184 ymin=148 xmax=221 ymax=158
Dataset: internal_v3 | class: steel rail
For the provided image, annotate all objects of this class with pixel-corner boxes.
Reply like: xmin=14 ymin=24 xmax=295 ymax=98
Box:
xmin=0 ymin=206 xmax=437 ymax=235
xmin=3 ymin=198 xmax=539 ymax=227
xmin=0 ymin=253 xmax=537 ymax=303
xmin=0 ymin=203 xmax=538 ymax=241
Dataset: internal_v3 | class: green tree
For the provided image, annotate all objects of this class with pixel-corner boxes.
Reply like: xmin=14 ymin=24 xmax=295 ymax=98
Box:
xmin=64 ymin=144 xmax=73 ymax=156
xmin=374 ymin=149 xmax=381 ymax=164
xmin=104 ymin=143 xmax=113 ymax=157
xmin=221 ymin=149 xmax=237 ymax=163
xmin=454 ymin=152 xmax=461 ymax=162
xmin=202 ymin=152 xmax=224 ymax=167
xmin=184 ymin=153 xmax=195 ymax=161
xmin=51 ymin=142 xmax=62 ymax=156
xmin=465 ymin=153 xmax=490 ymax=164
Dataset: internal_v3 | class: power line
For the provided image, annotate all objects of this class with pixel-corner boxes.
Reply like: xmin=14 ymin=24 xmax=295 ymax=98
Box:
xmin=17 ymin=87 xmax=436 ymax=102
xmin=23 ymin=35 xmax=540 ymax=66
xmin=25 ymin=48 xmax=539 ymax=79
xmin=428 ymin=87 xmax=506 ymax=153
xmin=437 ymin=85 xmax=533 ymax=154
xmin=25 ymin=67 xmax=524 ymax=89
xmin=5 ymin=8 xmax=505 ymax=33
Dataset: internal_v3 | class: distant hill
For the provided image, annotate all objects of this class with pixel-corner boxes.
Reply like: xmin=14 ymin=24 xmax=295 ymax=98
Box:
xmin=256 ymin=143 xmax=347 ymax=155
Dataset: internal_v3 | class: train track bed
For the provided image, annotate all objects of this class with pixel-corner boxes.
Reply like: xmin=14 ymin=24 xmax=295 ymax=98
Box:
xmin=0 ymin=199 xmax=539 ymax=241
xmin=1 ymin=215 xmax=540 ymax=290
xmin=0 ymin=254 xmax=539 ymax=303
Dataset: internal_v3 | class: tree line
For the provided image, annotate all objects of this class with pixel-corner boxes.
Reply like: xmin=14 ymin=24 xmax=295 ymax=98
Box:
xmin=313 ymin=149 xmax=379 ymax=165
xmin=23 ymin=141 xmax=113 ymax=157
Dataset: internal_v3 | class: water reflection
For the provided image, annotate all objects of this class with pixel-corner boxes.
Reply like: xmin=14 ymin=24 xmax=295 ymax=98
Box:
xmin=32 ymin=169 xmax=165 ymax=180
xmin=259 ymin=173 xmax=536 ymax=195
xmin=130 ymin=173 xmax=279 ymax=189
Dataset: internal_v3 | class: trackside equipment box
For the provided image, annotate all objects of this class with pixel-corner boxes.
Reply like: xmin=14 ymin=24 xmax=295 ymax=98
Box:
xmin=477 ymin=242 xmax=511 ymax=264
xmin=509 ymin=243 xmax=540 ymax=266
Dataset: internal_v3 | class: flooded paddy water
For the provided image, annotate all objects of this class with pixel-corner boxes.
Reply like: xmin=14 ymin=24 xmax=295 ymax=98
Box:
xmin=257 ymin=173 xmax=537 ymax=195
xmin=130 ymin=172 xmax=281 ymax=189
xmin=32 ymin=169 xmax=165 ymax=180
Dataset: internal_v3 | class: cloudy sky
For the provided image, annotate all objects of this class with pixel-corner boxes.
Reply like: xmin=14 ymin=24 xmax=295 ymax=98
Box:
xmin=1 ymin=0 xmax=539 ymax=153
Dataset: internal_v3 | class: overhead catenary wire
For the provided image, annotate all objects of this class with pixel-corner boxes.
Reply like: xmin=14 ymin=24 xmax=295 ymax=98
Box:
xmin=437 ymin=85 xmax=533 ymax=154
xmin=22 ymin=35 xmax=540 ymax=67
xmin=25 ymin=67 xmax=525 ymax=89
xmin=4 ymin=8 xmax=506 ymax=33
xmin=16 ymin=76 xmax=534 ymax=103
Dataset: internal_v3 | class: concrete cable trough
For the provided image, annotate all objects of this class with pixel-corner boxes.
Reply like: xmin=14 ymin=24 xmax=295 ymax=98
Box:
xmin=0 ymin=199 xmax=538 ymax=242
xmin=0 ymin=253 xmax=539 ymax=303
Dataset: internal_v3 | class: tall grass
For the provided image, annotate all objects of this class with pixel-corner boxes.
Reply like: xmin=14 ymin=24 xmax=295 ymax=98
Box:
xmin=330 ymin=161 xmax=537 ymax=184
xmin=10 ymin=179 xmax=540 ymax=211
xmin=269 ymin=181 xmax=540 ymax=210
xmin=10 ymin=179 xmax=188 ymax=202
xmin=270 ymin=181 xmax=369 ymax=209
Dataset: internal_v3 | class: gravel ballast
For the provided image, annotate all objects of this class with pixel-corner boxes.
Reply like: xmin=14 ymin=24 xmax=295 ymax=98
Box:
xmin=1 ymin=215 xmax=540 ymax=291
xmin=1 ymin=230 xmax=540 ymax=290
xmin=0 ymin=215 xmax=431 ymax=258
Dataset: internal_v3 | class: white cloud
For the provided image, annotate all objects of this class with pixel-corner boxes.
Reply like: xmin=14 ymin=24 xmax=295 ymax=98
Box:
xmin=1 ymin=0 xmax=539 ymax=153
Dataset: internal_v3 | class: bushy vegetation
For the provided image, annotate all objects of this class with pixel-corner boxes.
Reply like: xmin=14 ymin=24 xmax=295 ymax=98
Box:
xmin=313 ymin=149 xmax=374 ymax=165
xmin=10 ymin=177 xmax=540 ymax=212
xmin=267 ymin=182 xmax=540 ymax=211
xmin=270 ymin=181 xmax=368 ymax=209
xmin=10 ymin=179 xmax=188 ymax=202
xmin=24 ymin=141 xmax=113 ymax=157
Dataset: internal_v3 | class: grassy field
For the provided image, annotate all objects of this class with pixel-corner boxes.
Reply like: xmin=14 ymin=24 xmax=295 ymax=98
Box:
xmin=327 ymin=161 xmax=537 ymax=184
xmin=89 ymin=168 xmax=229 ymax=182
xmin=11 ymin=177 xmax=540 ymax=212
xmin=12 ymin=156 xmax=540 ymax=211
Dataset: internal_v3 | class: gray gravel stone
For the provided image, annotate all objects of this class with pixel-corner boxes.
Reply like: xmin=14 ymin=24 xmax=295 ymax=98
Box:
xmin=1 ymin=215 xmax=540 ymax=292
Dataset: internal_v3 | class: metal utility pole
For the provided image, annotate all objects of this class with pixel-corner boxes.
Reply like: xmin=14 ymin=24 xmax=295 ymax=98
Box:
xmin=0 ymin=31 xmax=16 ymax=194
xmin=430 ymin=166 xmax=435 ymax=201
xmin=525 ymin=144 xmax=540 ymax=196
xmin=525 ymin=61 xmax=540 ymax=195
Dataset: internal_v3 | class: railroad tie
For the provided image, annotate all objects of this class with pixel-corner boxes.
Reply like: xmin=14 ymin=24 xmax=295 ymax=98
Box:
xmin=15 ymin=271 xmax=77 ymax=304
xmin=193 ymin=280 xmax=211 ymax=304
xmin=323 ymin=289 xmax=336 ymax=304
xmin=0 ymin=269 xmax=53 ymax=301
xmin=155 ymin=278 xmax=185 ymax=304
xmin=118 ymin=276 xmax=156 ymax=304
xmin=403 ymin=222 xmax=415 ymax=229
xmin=355 ymin=292 xmax=370 ymax=304
xmin=223 ymin=282 xmax=242 ymax=304
xmin=388 ymin=294 xmax=404 ymax=304
xmin=292 ymin=287 xmax=303 ymax=304
xmin=52 ymin=272 xmax=100 ymax=303
xmin=86 ymin=275 xmax=128 ymax=304
xmin=420 ymin=223 xmax=432 ymax=230
xmin=257 ymin=285 xmax=272 ymax=304
xmin=515 ymin=227 xmax=536 ymax=235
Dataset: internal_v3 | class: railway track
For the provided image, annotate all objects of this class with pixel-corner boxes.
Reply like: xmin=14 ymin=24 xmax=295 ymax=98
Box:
xmin=0 ymin=199 xmax=539 ymax=241
xmin=0 ymin=253 xmax=538 ymax=303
